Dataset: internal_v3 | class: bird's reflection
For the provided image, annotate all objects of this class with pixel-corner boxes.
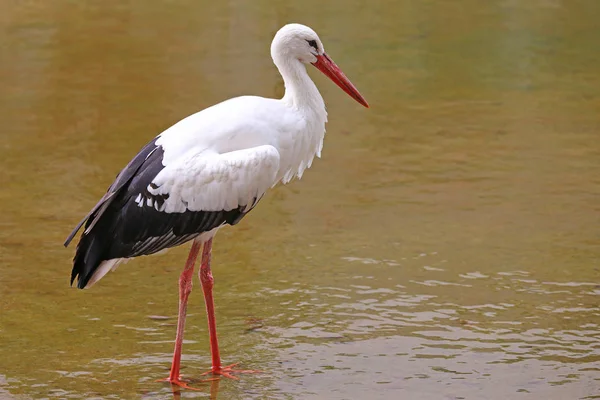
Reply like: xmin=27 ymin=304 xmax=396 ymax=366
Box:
xmin=168 ymin=378 xmax=221 ymax=399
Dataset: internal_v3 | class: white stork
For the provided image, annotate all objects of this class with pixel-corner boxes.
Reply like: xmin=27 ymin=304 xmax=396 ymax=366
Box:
xmin=64 ymin=23 xmax=368 ymax=388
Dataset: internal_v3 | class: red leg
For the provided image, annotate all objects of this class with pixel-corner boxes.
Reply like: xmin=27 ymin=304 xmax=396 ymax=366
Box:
xmin=199 ymin=239 xmax=262 ymax=379
xmin=156 ymin=239 xmax=203 ymax=390
xmin=199 ymin=238 xmax=221 ymax=370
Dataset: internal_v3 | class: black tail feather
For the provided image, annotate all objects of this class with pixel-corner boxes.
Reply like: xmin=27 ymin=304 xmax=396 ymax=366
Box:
xmin=71 ymin=231 xmax=105 ymax=288
xmin=70 ymin=208 xmax=116 ymax=289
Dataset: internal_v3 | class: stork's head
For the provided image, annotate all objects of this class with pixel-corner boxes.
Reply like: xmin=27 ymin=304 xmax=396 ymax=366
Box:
xmin=271 ymin=24 xmax=324 ymax=64
xmin=271 ymin=23 xmax=369 ymax=108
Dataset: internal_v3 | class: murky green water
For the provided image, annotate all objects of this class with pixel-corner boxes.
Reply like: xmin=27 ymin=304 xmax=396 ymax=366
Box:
xmin=1 ymin=1 xmax=599 ymax=399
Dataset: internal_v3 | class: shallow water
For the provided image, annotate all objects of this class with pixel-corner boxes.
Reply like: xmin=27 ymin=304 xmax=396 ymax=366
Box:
xmin=1 ymin=1 xmax=599 ymax=399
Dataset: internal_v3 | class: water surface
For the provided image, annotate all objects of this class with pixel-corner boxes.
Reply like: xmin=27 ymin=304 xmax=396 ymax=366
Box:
xmin=1 ymin=1 xmax=599 ymax=399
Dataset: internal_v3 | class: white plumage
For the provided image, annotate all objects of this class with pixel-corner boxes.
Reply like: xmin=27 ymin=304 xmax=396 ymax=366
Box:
xmin=150 ymin=92 xmax=326 ymax=213
xmin=148 ymin=145 xmax=280 ymax=213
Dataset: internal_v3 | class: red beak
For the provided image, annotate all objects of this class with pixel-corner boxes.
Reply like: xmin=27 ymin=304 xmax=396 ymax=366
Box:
xmin=312 ymin=53 xmax=369 ymax=108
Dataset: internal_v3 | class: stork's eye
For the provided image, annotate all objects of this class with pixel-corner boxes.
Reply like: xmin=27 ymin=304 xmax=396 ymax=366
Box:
xmin=307 ymin=40 xmax=318 ymax=51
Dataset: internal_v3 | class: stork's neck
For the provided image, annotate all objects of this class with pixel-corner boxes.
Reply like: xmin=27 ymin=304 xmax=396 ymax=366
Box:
xmin=271 ymin=55 xmax=328 ymax=184
xmin=275 ymin=57 xmax=325 ymax=112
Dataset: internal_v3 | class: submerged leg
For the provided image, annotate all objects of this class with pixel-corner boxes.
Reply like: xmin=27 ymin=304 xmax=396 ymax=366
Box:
xmin=157 ymin=239 xmax=203 ymax=389
xmin=199 ymin=238 xmax=261 ymax=379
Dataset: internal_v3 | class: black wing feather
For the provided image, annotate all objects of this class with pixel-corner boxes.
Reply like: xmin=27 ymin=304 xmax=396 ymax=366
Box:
xmin=67 ymin=138 xmax=254 ymax=289
xmin=64 ymin=142 xmax=161 ymax=247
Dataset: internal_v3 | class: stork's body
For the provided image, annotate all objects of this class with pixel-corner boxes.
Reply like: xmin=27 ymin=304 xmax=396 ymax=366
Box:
xmin=65 ymin=23 xmax=367 ymax=388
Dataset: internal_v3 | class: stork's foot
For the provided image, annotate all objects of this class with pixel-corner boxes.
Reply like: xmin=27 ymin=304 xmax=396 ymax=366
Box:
xmin=155 ymin=376 xmax=206 ymax=390
xmin=200 ymin=363 xmax=262 ymax=380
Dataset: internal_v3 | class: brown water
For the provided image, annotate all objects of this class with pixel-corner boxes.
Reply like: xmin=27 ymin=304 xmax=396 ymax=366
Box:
xmin=1 ymin=1 xmax=599 ymax=399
